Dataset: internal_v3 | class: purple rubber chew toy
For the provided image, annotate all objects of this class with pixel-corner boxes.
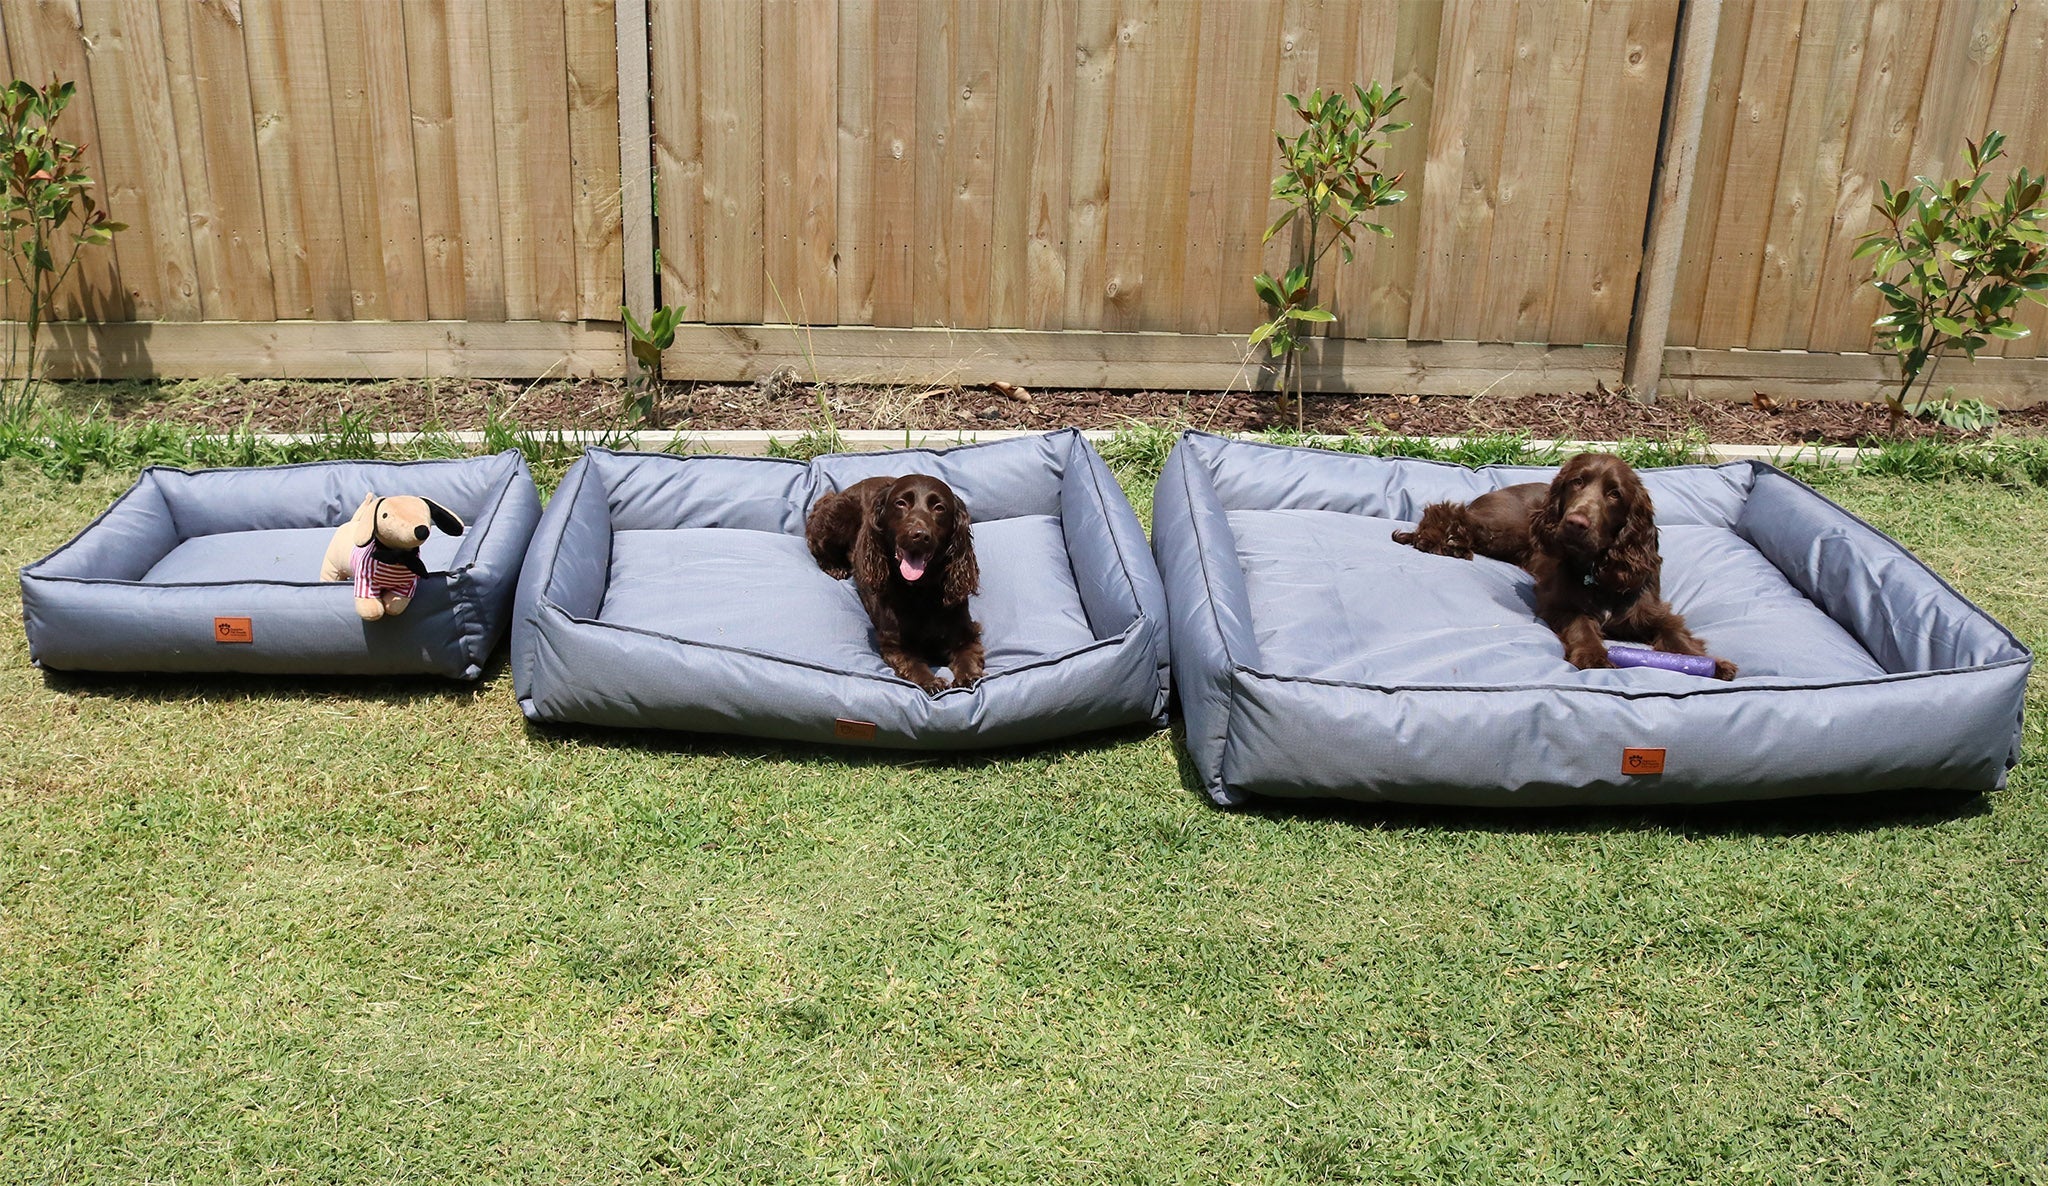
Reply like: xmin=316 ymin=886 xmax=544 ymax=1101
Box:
xmin=1605 ymin=642 xmax=1719 ymax=678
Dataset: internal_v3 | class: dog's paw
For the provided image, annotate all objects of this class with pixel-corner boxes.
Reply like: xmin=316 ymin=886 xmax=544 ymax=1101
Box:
xmin=1567 ymin=647 xmax=1615 ymax=670
xmin=1712 ymin=658 xmax=1739 ymax=681
xmin=821 ymin=565 xmax=852 ymax=580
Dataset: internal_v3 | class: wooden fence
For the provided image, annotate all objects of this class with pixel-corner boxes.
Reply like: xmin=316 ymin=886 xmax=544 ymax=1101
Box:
xmin=6 ymin=0 xmax=2048 ymax=404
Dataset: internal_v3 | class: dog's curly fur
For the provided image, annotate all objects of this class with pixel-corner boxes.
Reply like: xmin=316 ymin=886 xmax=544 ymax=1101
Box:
xmin=1525 ymin=453 xmax=1736 ymax=679
xmin=805 ymin=473 xmax=983 ymax=693
xmin=1392 ymin=482 xmax=1548 ymax=565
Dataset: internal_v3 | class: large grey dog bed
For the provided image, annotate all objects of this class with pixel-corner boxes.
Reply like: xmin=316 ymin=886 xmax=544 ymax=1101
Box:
xmin=21 ymin=452 xmax=540 ymax=679
xmin=512 ymin=430 xmax=1169 ymax=747
xmin=1154 ymin=432 xmax=2030 ymax=807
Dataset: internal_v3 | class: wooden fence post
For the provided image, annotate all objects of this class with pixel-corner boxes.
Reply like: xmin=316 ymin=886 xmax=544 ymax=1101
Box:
xmin=616 ymin=0 xmax=655 ymax=368
xmin=1624 ymin=0 xmax=1722 ymax=400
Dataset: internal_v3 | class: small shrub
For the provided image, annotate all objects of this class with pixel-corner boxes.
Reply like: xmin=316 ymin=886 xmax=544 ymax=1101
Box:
xmin=1 ymin=76 xmax=125 ymax=423
xmin=1251 ymin=83 xmax=1409 ymax=432
xmin=1855 ymin=130 xmax=2048 ymax=433
xmin=620 ymin=302 xmax=684 ymax=425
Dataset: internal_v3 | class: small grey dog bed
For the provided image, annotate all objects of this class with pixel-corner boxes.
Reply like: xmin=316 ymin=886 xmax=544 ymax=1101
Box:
xmin=511 ymin=429 xmax=1169 ymax=748
xmin=21 ymin=451 xmax=541 ymax=679
xmin=1153 ymin=432 xmax=2030 ymax=807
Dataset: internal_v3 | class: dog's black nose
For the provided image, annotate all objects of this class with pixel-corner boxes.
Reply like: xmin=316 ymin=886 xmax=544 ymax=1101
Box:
xmin=414 ymin=525 xmax=430 ymax=541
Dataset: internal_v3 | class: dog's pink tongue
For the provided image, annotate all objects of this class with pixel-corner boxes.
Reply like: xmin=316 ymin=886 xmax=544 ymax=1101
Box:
xmin=897 ymin=550 xmax=928 ymax=582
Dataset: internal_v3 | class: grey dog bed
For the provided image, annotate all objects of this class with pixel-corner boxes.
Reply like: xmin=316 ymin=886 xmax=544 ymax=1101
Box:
xmin=20 ymin=451 xmax=541 ymax=679
xmin=1153 ymin=432 xmax=2031 ymax=807
xmin=511 ymin=429 xmax=1169 ymax=747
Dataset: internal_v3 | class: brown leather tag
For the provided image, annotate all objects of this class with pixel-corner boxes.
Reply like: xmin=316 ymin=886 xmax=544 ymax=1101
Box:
xmin=1622 ymin=747 xmax=1666 ymax=776
xmin=213 ymin=617 xmax=254 ymax=644
xmin=833 ymin=718 xmax=878 ymax=741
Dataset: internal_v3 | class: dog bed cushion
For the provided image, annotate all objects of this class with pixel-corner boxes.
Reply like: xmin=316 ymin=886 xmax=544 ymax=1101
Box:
xmin=1154 ymin=432 xmax=2030 ymax=806
xmin=511 ymin=429 xmax=1169 ymax=748
xmin=21 ymin=451 xmax=541 ymax=679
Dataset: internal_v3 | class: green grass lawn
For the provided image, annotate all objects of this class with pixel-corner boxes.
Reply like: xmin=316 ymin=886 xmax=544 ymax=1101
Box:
xmin=3 ymin=458 xmax=2047 ymax=1184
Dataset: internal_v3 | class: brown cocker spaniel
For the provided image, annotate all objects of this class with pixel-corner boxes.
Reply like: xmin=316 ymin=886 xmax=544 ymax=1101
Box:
xmin=1396 ymin=453 xmax=1737 ymax=680
xmin=805 ymin=474 xmax=984 ymax=693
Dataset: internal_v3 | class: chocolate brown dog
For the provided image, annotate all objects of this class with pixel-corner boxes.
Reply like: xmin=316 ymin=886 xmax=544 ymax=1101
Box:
xmin=806 ymin=474 xmax=983 ymax=693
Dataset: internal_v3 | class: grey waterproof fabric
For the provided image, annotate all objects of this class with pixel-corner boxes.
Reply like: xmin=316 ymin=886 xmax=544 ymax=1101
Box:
xmin=1154 ymin=432 xmax=2031 ymax=807
xmin=512 ymin=429 xmax=1170 ymax=747
xmin=21 ymin=452 xmax=541 ymax=679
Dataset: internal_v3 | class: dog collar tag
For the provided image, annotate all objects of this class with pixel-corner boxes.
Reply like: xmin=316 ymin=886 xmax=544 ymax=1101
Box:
xmin=1582 ymin=572 xmax=1597 ymax=587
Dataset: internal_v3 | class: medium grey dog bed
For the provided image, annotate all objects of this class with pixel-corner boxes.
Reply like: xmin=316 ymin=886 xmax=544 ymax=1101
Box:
xmin=21 ymin=451 xmax=541 ymax=679
xmin=1153 ymin=432 xmax=2030 ymax=807
xmin=511 ymin=429 xmax=1169 ymax=748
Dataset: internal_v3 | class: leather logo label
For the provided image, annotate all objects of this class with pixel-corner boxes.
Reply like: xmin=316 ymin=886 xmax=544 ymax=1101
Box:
xmin=213 ymin=617 xmax=254 ymax=644
xmin=1622 ymin=747 xmax=1666 ymax=775
xmin=833 ymin=718 xmax=878 ymax=741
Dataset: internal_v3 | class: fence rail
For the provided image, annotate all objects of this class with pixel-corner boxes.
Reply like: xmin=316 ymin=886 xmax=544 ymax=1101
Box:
xmin=4 ymin=0 xmax=2048 ymax=404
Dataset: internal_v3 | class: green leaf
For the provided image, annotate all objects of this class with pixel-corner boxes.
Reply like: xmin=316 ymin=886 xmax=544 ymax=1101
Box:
xmin=1288 ymin=306 xmax=1336 ymax=322
xmin=1249 ymin=321 xmax=1276 ymax=346
xmin=1931 ymin=315 xmax=1967 ymax=337
xmin=1253 ymin=273 xmax=1283 ymax=308
xmin=1989 ymin=324 xmax=2030 ymax=339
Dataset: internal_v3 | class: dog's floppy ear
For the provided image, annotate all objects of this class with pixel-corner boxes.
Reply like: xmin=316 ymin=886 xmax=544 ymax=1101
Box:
xmin=1600 ymin=474 xmax=1658 ymax=592
xmin=423 ymin=498 xmax=465 ymax=537
xmin=348 ymin=494 xmax=380 ymax=548
xmin=1529 ymin=479 xmax=1565 ymax=552
xmin=941 ymin=494 xmax=978 ymax=607
xmin=851 ymin=482 xmax=894 ymax=591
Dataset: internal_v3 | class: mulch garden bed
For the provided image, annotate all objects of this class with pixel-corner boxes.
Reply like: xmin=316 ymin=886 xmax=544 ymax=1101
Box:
xmin=71 ymin=374 xmax=2048 ymax=446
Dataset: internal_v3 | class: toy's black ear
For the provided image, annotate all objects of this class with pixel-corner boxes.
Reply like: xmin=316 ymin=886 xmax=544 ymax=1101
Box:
xmin=424 ymin=499 xmax=465 ymax=536
xmin=350 ymin=495 xmax=380 ymax=548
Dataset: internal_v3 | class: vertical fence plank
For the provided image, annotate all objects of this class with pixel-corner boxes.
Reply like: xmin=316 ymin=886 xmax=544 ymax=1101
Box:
xmin=243 ymin=0 xmax=348 ymax=320
xmin=173 ymin=0 xmax=273 ymax=320
xmin=1555 ymin=0 xmax=1677 ymax=349
xmin=322 ymin=0 xmax=399 ymax=320
xmin=1691 ymin=0 xmax=1800 ymax=350
xmin=1982 ymin=0 xmax=2048 ymax=359
xmin=651 ymin=0 xmax=703 ymax=320
xmin=447 ymin=0 xmax=504 ymax=321
xmin=567 ymin=0 xmax=623 ymax=322
xmin=613 ymin=0 xmax=651 ymax=329
xmin=1063 ymin=0 xmax=1116 ymax=330
xmin=1662 ymin=0 xmax=1750 ymax=349
xmin=1622 ymin=0 xmax=1718 ymax=391
xmin=482 ymin=0 xmax=533 ymax=320
xmin=1022 ymin=0 xmax=1072 ymax=329
xmin=990 ymin=0 xmax=1042 ymax=329
xmin=1407 ymin=0 xmax=1513 ymax=341
xmin=533 ymin=1 xmax=579 ymax=323
xmin=837 ymin=0 xmax=875 ymax=325
xmin=1363 ymin=0 xmax=1441 ymax=340
xmin=870 ymin=0 xmax=915 ymax=326
xmin=763 ymin=0 xmax=837 ymax=327
xmin=1808 ymin=0 xmax=1940 ymax=352
xmin=1203 ymin=0 xmax=1279 ymax=337
xmin=1479 ymin=0 xmax=1586 ymax=344
xmin=1745 ymin=0 xmax=1866 ymax=350
xmin=401 ymin=0 xmax=464 ymax=320
xmin=80 ymin=0 xmax=198 ymax=320
xmin=946 ymin=0 xmax=997 ymax=330
xmin=1103 ymin=0 xmax=1197 ymax=333
xmin=700 ymin=0 xmax=762 ymax=324
xmin=910 ymin=0 xmax=949 ymax=327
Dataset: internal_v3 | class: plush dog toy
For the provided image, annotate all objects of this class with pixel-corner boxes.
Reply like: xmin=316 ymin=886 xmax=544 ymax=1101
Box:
xmin=320 ymin=493 xmax=465 ymax=620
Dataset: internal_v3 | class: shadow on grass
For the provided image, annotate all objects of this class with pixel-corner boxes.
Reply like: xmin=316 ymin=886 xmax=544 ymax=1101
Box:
xmin=1165 ymin=721 xmax=1992 ymax=837
xmin=522 ymin=715 xmax=1168 ymax=772
xmin=36 ymin=650 xmax=509 ymax=706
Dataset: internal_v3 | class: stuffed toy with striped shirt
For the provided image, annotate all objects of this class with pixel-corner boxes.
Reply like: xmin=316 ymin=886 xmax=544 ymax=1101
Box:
xmin=319 ymin=493 xmax=465 ymax=620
